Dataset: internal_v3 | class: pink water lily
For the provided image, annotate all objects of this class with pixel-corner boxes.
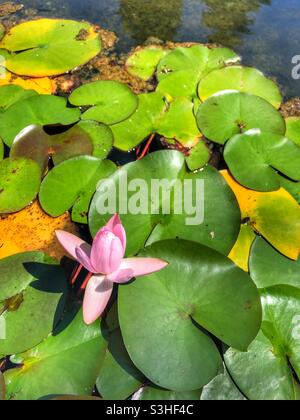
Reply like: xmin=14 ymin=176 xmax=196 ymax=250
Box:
xmin=56 ymin=214 xmax=168 ymax=325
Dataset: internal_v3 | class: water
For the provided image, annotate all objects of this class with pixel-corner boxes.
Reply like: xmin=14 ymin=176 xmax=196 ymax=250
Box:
xmin=2 ymin=0 xmax=300 ymax=98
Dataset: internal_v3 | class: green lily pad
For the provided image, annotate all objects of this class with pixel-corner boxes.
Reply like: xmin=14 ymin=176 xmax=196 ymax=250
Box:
xmin=0 ymin=94 xmax=81 ymax=147
xmin=119 ymin=240 xmax=261 ymax=391
xmin=0 ymin=371 xmax=5 ymax=400
xmin=39 ymin=156 xmax=116 ymax=224
xmin=89 ymin=150 xmax=241 ymax=256
xmin=186 ymin=140 xmax=211 ymax=171
xmin=4 ymin=309 xmax=107 ymax=400
xmin=286 ymin=117 xmax=300 ymax=146
xmin=200 ymin=368 xmax=246 ymax=400
xmin=132 ymin=386 xmax=201 ymax=401
xmin=0 ymin=252 xmax=67 ymax=355
xmin=0 ymin=19 xmax=102 ymax=77
xmin=10 ymin=121 xmax=113 ymax=171
xmin=197 ymin=91 xmax=285 ymax=145
xmin=225 ymin=286 xmax=300 ymax=400
xmin=0 ymin=85 xmax=37 ymax=112
xmin=157 ymin=69 xmax=201 ymax=99
xmin=0 ymin=158 xmax=41 ymax=214
xmin=158 ymin=98 xmax=202 ymax=147
xmin=156 ymin=45 xmax=240 ymax=81
xmin=249 ymin=237 xmax=300 ymax=290
xmin=126 ymin=46 xmax=168 ymax=81
xmin=280 ymin=177 xmax=300 ymax=204
xmin=198 ymin=66 xmax=282 ymax=108
xmin=110 ymin=92 xmax=166 ymax=151
xmin=96 ymin=327 xmax=144 ymax=400
xmin=224 ymin=129 xmax=300 ymax=191
xmin=69 ymin=81 xmax=138 ymax=125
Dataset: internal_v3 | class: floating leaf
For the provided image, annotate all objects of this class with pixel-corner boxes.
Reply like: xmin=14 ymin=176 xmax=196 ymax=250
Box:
xmin=111 ymin=92 xmax=166 ymax=151
xmin=0 ymin=85 xmax=37 ymax=112
xmin=286 ymin=116 xmax=300 ymax=146
xmin=0 ymin=158 xmax=41 ymax=214
xmin=0 ymin=371 xmax=5 ymax=400
xmin=197 ymin=91 xmax=285 ymax=145
xmin=250 ymin=237 xmax=300 ymax=290
xmin=133 ymin=386 xmax=201 ymax=401
xmin=89 ymin=151 xmax=241 ymax=256
xmin=157 ymin=98 xmax=202 ymax=147
xmin=4 ymin=309 xmax=107 ymax=400
xmin=228 ymin=224 xmax=256 ymax=272
xmin=119 ymin=240 xmax=261 ymax=391
xmin=224 ymin=129 xmax=300 ymax=191
xmin=185 ymin=139 xmax=211 ymax=172
xmin=0 ymin=201 xmax=78 ymax=261
xmin=0 ymin=94 xmax=80 ymax=147
xmin=222 ymin=170 xmax=300 ymax=260
xmin=40 ymin=156 xmax=116 ymax=224
xmin=225 ymin=286 xmax=300 ymax=400
xmin=157 ymin=69 xmax=201 ymax=99
xmin=200 ymin=368 xmax=246 ymax=400
xmin=198 ymin=66 xmax=282 ymax=108
xmin=0 ymin=252 xmax=67 ymax=355
xmin=96 ymin=328 xmax=144 ymax=400
xmin=69 ymin=81 xmax=138 ymax=125
xmin=126 ymin=46 xmax=168 ymax=81
xmin=280 ymin=177 xmax=300 ymax=204
xmin=156 ymin=45 xmax=240 ymax=81
xmin=0 ymin=19 xmax=102 ymax=77
xmin=0 ymin=72 xmax=56 ymax=94
xmin=10 ymin=121 xmax=113 ymax=171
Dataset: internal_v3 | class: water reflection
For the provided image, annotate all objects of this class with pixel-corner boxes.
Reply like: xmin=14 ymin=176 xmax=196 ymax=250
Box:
xmin=119 ymin=0 xmax=183 ymax=43
xmin=202 ymin=0 xmax=272 ymax=48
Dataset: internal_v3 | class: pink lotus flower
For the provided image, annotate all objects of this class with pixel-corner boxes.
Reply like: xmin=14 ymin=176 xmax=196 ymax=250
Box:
xmin=56 ymin=214 xmax=168 ymax=325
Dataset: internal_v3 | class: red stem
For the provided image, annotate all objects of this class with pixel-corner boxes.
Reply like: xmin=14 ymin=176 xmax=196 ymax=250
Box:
xmin=138 ymin=134 xmax=155 ymax=160
xmin=70 ymin=264 xmax=83 ymax=285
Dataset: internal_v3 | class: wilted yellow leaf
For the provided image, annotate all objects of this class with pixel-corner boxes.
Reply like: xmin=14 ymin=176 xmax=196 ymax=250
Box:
xmin=0 ymin=71 xmax=56 ymax=94
xmin=228 ymin=224 xmax=256 ymax=272
xmin=0 ymin=201 xmax=78 ymax=260
xmin=222 ymin=170 xmax=300 ymax=260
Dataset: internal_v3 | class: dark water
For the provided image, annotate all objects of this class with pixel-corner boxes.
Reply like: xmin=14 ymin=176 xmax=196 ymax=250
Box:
xmin=2 ymin=0 xmax=300 ymax=98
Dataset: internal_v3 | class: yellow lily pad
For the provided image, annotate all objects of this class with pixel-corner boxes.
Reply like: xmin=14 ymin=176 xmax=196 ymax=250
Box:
xmin=222 ymin=170 xmax=300 ymax=261
xmin=0 ymin=201 xmax=78 ymax=261
xmin=228 ymin=224 xmax=256 ymax=272
xmin=0 ymin=19 xmax=101 ymax=77
xmin=0 ymin=71 xmax=56 ymax=94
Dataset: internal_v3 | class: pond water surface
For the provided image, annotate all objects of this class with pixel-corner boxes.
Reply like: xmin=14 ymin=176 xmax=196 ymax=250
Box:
xmin=2 ymin=0 xmax=300 ymax=98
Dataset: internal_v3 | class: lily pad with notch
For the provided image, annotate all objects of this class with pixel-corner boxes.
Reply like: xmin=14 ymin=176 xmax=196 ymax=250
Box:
xmin=0 ymin=252 xmax=67 ymax=356
xmin=4 ymin=309 xmax=107 ymax=400
xmin=0 ymin=94 xmax=81 ymax=147
xmin=69 ymin=81 xmax=138 ymax=125
xmin=39 ymin=156 xmax=116 ymax=224
xmin=197 ymin=91 xmax=286 ymax=145
xmin=0 ymin=19 xmax=102 ymax=77
xmin=0 ymin=85 xmax=37 ymax=112
xmin=119 ymin=240 xmax=262 ymax=391
xmin=198 ymin=66 xmax=282 ymax=109
xmin=224 ymin=129 xmax=300 ymax=191
xmin=89 ymin=150 xmax=241 ymax=256
xmin=225 ymin=286 xmax=300 ymax=400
